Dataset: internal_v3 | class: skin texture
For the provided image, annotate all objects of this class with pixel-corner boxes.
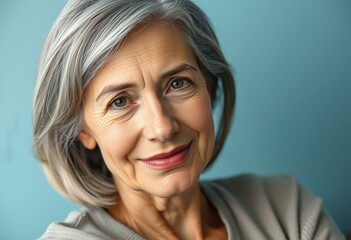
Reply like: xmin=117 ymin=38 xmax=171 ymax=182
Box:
xmin=79 ymin=22 xmax=227 ymax=239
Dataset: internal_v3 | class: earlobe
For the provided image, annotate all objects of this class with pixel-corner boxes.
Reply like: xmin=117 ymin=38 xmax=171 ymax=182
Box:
xmin=78 ymin=131 xmax=97 ymax=150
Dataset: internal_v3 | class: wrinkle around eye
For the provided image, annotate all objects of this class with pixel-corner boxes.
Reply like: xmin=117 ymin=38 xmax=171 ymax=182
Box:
xmin=165 ymin=76 xmax=203 ymax=101
xmin=108 ymin=106 xmax=138 ymax=123
xmin=93 ymin=105 xmax=138 ymax=135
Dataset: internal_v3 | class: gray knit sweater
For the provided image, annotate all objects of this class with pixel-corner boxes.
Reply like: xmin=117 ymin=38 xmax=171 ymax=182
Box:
xmin=39 ymin=174 xmax=345 ymax=239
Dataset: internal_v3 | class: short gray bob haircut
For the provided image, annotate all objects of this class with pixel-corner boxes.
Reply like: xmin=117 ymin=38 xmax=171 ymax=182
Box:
xmin=33 ymin=0 xmax=235 ymax=207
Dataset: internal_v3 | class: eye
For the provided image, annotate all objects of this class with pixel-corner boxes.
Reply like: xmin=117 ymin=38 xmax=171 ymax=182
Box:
xmin=109 ymin=96 xmax=131 ymax=110
xmin=167 ymin=77 xmax=192 ymax=93
xmin=113 ymin=97 xmax=127 ymax=107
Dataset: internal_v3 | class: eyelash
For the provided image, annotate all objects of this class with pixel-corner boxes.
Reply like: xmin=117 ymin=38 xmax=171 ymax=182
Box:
xmin=108 ymin=94 xmax=134 ymax=111
xmin=107 ymin=77 xmax=194 ymax=111
xmin=166 ymin=77 xmax=193 ymax=93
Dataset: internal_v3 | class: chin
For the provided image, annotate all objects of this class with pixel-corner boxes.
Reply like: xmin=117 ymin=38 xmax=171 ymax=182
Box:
xmin=150 ymin=171 xmax=201 ymax=198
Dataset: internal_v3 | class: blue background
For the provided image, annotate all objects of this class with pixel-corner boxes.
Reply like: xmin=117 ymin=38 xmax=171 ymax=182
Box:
xmin=0 ymin=0 xmax=350 ymax=239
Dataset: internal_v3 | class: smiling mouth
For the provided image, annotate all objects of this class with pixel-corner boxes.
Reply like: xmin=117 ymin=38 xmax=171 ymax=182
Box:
xmin=140 ymin=142 xmax=192 ymax=170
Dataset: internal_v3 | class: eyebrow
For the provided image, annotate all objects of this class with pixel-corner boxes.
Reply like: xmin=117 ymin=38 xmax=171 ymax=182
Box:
xmin=96 ymin=83 xmax=136 ymax=102
xmin=160 ymin=63 xmax=196 ymax=79
xmin=95 ymin=63 xmax=196 ymax=102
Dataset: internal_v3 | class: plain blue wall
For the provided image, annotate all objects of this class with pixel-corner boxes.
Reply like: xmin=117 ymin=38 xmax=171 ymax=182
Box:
xmin=0 ymin=0 xmax=350 ymax=239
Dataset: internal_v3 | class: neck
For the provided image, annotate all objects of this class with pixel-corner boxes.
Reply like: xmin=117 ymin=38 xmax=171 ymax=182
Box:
xmin=107 ymin=179 xmax=224 ymax=240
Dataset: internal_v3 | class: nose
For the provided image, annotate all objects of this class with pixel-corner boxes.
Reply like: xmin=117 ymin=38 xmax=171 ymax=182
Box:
xmin=142 ymin=96 xmax=180 ymax=142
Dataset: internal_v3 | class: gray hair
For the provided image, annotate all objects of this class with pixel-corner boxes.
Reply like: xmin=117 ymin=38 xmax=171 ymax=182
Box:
xmin=33 ymin=0 xmax=235 ymax=207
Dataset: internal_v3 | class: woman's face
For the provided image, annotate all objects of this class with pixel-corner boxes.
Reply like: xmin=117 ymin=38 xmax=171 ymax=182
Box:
xmin=80 ymin=22 xmax=214 ymax=198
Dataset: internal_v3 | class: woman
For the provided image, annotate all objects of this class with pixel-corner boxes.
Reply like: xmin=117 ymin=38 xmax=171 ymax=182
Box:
xmin=33 ymin=0 xmax=344 ymax=239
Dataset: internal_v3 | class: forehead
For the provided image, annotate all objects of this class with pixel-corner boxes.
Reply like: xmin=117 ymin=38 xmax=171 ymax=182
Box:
xmin=100 ymin=22 xmax=195 ymax=73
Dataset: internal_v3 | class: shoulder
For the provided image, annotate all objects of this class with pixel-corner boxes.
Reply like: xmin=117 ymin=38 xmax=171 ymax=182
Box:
xmin=39 ymin=207 xmax=145 ymax=240
xmin=38 ymin=208 xmax=111 ymax=240
xmin=202 ymin=174 xmax=345 ymax=240
xmin=203 ymin=174 xmax=301 ymax=206
xmin=205 ymin=173 xmax=297 ymax=192
xmin=203 ymin=174 xmax=304 ymax=220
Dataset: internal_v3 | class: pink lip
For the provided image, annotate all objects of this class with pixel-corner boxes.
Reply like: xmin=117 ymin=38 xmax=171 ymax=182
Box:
xmin=140 ymin=142 xmax=191 ymax=170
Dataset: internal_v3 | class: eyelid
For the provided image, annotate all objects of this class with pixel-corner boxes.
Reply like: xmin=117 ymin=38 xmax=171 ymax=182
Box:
xmin=108 ymin=93 xmax=134 ymax=111
xmin=166 ymin=76 xmax=193 ymax=93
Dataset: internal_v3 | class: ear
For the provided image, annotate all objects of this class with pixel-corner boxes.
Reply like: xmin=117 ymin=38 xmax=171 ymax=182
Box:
xmin=78 ymin=131 xmax=97 ymax=150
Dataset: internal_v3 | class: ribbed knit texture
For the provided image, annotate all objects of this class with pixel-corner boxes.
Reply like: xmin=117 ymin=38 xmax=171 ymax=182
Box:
xmin=39 ymin=174 xmax=345 ymax=240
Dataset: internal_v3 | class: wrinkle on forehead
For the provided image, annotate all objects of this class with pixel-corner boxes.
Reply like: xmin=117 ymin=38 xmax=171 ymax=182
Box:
xmin=89 ymin=22 xmax=199 ymax=97
xmin=109 ymin=46 xmax=177 ymax=73
xmin=105 ymin=22 xmax=194 ymax=73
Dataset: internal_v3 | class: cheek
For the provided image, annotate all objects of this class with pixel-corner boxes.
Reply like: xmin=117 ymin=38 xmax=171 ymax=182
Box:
xmin=180 ymin=93 xmax=215 ymax=161
xmin=87 ymin=106 xmax=137 ymax=162
xmin=98 ymin=123 xmax=138 ymax=174
xmin=185 ymin=101 xmax=213 ymax=134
